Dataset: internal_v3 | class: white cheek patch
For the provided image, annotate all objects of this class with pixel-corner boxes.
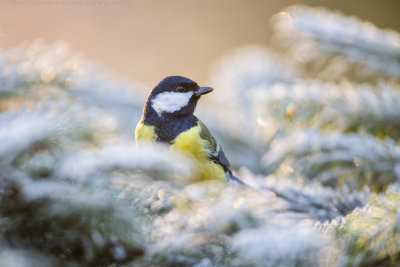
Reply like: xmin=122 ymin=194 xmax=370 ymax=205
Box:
xmin=151 ymin=91 xmax=193 ymax=116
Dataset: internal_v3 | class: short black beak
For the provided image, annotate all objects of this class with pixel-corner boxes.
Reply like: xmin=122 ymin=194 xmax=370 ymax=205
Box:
xmin=194 ymin=86 xmax=214 ymax=97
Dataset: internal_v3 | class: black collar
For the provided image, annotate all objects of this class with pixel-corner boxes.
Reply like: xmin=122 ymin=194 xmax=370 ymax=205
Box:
xmin=143 ymin=106 xmax=198 ymax=143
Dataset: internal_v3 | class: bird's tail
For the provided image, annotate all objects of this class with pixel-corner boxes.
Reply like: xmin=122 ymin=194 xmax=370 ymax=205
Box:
xmin=226 ymin=171 xmax=246 ymax=185
xmin=226 ymin=171 xmax=275 ymax=199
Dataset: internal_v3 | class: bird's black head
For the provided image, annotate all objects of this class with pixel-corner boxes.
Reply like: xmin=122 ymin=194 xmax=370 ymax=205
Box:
xmin=144 ymin=76 xmax=213 ymax=119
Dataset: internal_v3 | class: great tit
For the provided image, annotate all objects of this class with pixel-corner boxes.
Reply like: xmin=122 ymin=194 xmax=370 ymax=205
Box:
xmin=135 ymin=75 xmax=243 ymax=183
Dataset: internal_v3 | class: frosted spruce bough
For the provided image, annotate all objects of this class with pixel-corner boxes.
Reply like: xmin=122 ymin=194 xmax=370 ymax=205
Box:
xmin=272 ymin=5 xmax=400 ymax=80
xmin=1 ymin=4 xmax=400 ymax=266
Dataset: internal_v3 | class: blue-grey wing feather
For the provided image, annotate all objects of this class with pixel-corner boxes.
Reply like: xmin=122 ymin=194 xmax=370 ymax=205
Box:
xmin=197 ymin=118 xmax=245 ymax=185
xmin=197 ymin=119 xmax=231 ymax=172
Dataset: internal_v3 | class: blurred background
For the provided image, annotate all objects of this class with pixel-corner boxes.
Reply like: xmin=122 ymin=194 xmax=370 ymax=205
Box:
xmin=1 ymin=1 xmax=400 ymax=266
xmin=1 ymin=0 xmax=400 ymax=85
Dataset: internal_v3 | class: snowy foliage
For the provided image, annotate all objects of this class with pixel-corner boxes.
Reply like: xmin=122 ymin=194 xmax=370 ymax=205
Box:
xmin=1 ymin=5 xmax=400 ymax=267
xmin=252 ymin=81 xmax=400 ymax=138
xmin=238 ymin=168 xmax=371 ymax=221
xmin=262 ymin=130 xmax=400 ymax=191
xmin=272 ymin=5 xmax=400 ymax=81
xmin=317 ymin=192 xmax=400 ymax=266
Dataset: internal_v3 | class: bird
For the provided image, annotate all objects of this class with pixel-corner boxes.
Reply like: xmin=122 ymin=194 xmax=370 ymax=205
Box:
xmin=135 ymin=75 xmax=244 ymax=184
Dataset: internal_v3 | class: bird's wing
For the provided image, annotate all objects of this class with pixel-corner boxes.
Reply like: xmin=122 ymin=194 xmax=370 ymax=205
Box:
xmin=197 ymin=119 xmax=231 ymax=172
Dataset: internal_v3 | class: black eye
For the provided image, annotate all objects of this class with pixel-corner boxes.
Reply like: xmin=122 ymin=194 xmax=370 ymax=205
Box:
xmin=176 ymin=86 xmax=185 ymax=92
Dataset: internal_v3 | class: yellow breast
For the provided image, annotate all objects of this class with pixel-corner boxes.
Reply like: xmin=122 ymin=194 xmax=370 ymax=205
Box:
xmin=135 ymin=121 xmax=226 ymax=182
xmin=170 ymin=125 xmax=226 ymax=182
xmin=135 ymin=121 xmax=156 ymax=144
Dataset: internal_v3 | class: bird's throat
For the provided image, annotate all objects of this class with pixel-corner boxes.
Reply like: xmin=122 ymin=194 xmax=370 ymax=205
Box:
xmin=152 ymin=115 xmax=198 ymax=143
